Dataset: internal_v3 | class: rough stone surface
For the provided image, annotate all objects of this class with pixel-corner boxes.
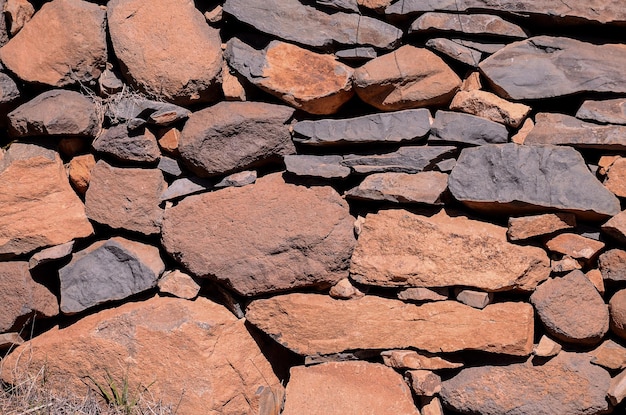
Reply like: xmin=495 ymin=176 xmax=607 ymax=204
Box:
xmin=420 ymin=396 xmax=444 ymax=415
xmin=157 ymin=127 xmax=180 ymax=156
xmin=599 ymin=249 xmax=626 ymax=283
xmin=530 ymin=271 xmax=609 ymax=345
xmin=68 ymin=153 xmax=96 ymax=194
xmin=585 ymin=269 xmax=605 ymax=295
xmin=161 ymin=173 xmax=356 ymax=296
xmin=345 ymin=172 xmax=448 ymax=205
xmin=0 ymin=0 xmax=106 ymax=87
xmin=328 ymin=278 xmax=364 ymax=299
xmin=551 ymin=256 xmax=582 ymax=274
xmin=282 ymin=362 xmax=419 ymax=415
xmin=350 ymin=209 xmax=550 ymax=292
xmin=609 ymin=369 xmax=626 ymax=406
xmin=429 ymin=110 xmax=508 ymax=146
xmin=4 ymin=0 xmax=34 ymax=36
xmin=105 ymin=94 xmax=191 ymax=127
xmin=448 ymin=143 xmax=621 ymax=221
xmin=440 ymin=352 xmax=611 ymax=415
xmin=246 ymin=293 xmax=534 ymax=356
xmin=159 ymin=177 xmax=212 ymax=202
xmin=604 ymin=158 xmax=626 ymax=197
xmin=85 ymin=161 xmax=166 ymax=235
xmin=179 ymin=101 xmax=295 ymax=177
xmin=577 ymin=98 xmax=626 ymax=125
xmin=454 ymin=288 xmax=493 ymax=309
xmin=590 ymin=340 xmax=626 ymax=370
xmin=507 ymin=213 xmax=576 ymax=241
xmin=397 ymin=287 xmax=449 ymax=302
xmin=545 ymin=233 xmax=604 ymax=260
xmin=158 ymin=270 xmax=201 ymax=300
xmin=284 ymin=155 xmax=351 ymax=179
xmin=533 ymin=335 xmax=561 ymax=357
xmin=0 ymin=143 xmax=93 ymax=258
xmin=353 ymin=45 xmax=461 ymax=111
xmin=610 ymin=289 xmax=626 ymax=340
xmin=335 ymin=47 xmax=377 ymax=61
xmin=341 ymin=146 xmax=456 ymax=174
xmin=215 ymin=170 xmax=257 ymax=188
xmin=0 ymin=296 xmax=283 ymax=415
xmin=602 ymin=210 xmax=626 ymax=244
xmin=92 ymin=125 xmax=160 ymax=164
xmin=107 ymin=0 xmax=222 ymax=105
xmin=381 ymin=350 xmax=462 ymax=370
xmin=511 ymin=118 xmax=534 ymax=144
xmin=0 ymin=332 xmax=24 ymax=349
xmin=425 ymin=38 xmax=483 ymax=66
xmin=450 ymin=89 xmax=531 ymax=128
xmin=406 ymin=370 xmax=441 ymax=396
xmin=479 ymin=36 xmax=626 ymax=100
xmin=409 ymin=12 xmax=527 ymax=38
xmin=28 ymin=241 xmax=74 ymax=269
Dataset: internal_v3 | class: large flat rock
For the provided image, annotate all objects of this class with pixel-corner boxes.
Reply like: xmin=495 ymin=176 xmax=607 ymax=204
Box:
xmin=429 ymin=110 xmax=508 ymax=146
xmin=448 ymin=143 xmax=621 ymax=221
xmin=161 ymin=173 xmax=356 ymax=296
xmin=345 ymin=172 xmax=448 ymax=205
xmin=350 ymin=209 xmax=550 ymax=291
xmin=341 ymin=146 xmax=456 ymax=174
xmin=409 ymin=12 xmax=527 ymax=38
xmin=246 ymin=293 xmax=534 ymax=356
xmin=577 ymin=98 xmax=626 ymax=125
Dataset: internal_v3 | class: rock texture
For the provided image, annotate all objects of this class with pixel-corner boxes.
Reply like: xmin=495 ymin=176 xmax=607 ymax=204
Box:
xmin=449 ymin=89 xmax=530 ymax=128
xmin=341 ymin=146 xmax=456 ymax=174
xmin=507 ymin=213 xmax=576 ymax=241
xmin=345 ymin=172 xmax=448 ymax=204
xmin=409 ymin=12 xmax=527 ymax=38
xmin=429 ymin=110 xmax=508 ymax=146
xmin=577 ymin=98 xmax=626 ymax=125
xmin=92 ymin=125 xmax=160 ymax=164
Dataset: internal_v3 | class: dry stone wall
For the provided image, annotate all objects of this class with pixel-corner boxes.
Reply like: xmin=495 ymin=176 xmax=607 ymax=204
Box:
xmin=1 ymin=0 xmax=626 ymax=414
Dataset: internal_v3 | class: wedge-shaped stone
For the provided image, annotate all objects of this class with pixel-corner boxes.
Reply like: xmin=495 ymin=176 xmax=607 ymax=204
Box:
xmin=226 ymin=39 xmax=354 ymax=115
xmin=450 ymin=90 xmax=531 ymax=128
xmin=480 ymin=37 xmax=626 ymax=100
xmin=246 ymin=293 xmax=534 ymax=356
xmin=346 ymin=172 xmax=448 ymax=205
xmin=577 ymin=98 xmax=626 ymax=125
xmin=92 ymin=125 xmax=160 ymax=164
xmin=429 ymin=110 xmax=508 ymax=146
xmin=341 ymin=146 xmax=456 ymax=174
xmin=0 ymin=296 xmax=283 ymax=415
xmin=409 ymin=12 xmax=527 ymax=38
xmin=442 ymin=352 xmax=610 ymax=415
xmin=448 ymin=144 xmax=621 ymax=221
xmin=603 ymin=211 xmax=626 ymax=245
xmin=507 ymin=213 xmax=576 ymax=241
xmin=425 ymin=38 xmax=482 ymax=66
xmin=105 ymin=93 xmax=191 ymax=127
xmin=284 ymin=155 xmax=351 ymax=179
xmin=161 ymin=173 xmax=356 ymax=296
xmin=223 ymin=0 xmax=401 ymax=49
xmin=350 ymin=209 xmax=550 ymax=291
xmin=590 ymin=340 xmax=626 ymax=370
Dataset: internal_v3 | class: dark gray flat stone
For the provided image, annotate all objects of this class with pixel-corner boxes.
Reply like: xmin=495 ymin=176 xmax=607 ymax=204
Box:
xmin=430 ymin=110 xmax=508 ymax=146
xmin=284 ymin=155 xmax=351 ymax=179
xmin=342 ymin=146 xmax=457 ymax=174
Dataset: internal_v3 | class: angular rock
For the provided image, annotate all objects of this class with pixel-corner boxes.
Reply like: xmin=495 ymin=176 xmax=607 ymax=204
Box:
xmin=577 ymin=98 xmax=626 ymax=125
xmin=0 ymin=296 xmax=283 ymax=415
xmin=610 ymin=289 xmax=626 ymax=340
xmin=105 ymin=94 xmax=191 ymax=128
xmin=315 ymin=0 xmax=358 ymax=12
xmin=507 ymin=213 xmax=576 ymax=241
xmin=159 ymin=177 xmax=212 ymax=202
xmin=179 ymin=102 xmax=294 ymax=177
xmin=0 ymin=333 xmax=24 ymax=349
xmin=599 ymin=155 xmax=621 ymax=176
xmin=353 ymin=45 xmax=461 ymax=111
xmin=5 ymin=0 xmax=34 ymax=35
xmin=381 ymin=350 xmax=462 ymax=370
xmin=604 ymin=158 xmax=626 ymax=197
xmin=8 ymin=89 xmax=100 ymax=138
xmin=92 ymin=125 xmax=160 ymax=164
xmin=530 ymin=271 xmax=609 ymax=345
xmin=341 ymin=146 xmax=456 ymax=174
xmin=345 ymin=172 xmax=448 ymax=204
xmin=204 ymin=5 xmax=222 ymax=24
xmin=454 ymin=38 xmax=506 ymax=54
xmin=162 ymin=173 xmax=356 ymax=296
xmin=429 ymin=110 xmax=508 ymax=146
xmin=448 ymin=144 xmax=621 ymax=221
xmin=440 ymin=352 xmax=611 ymax=415
xmin=158 ymin=270 xmax=200 ymax=300
xmin=511 ymin=117 xmax=534 ymax=144
xmin=551 ymin=256 xmax=582 ymax=274
xmin=350 ymin=209 xmax=550 ymax=291
xmin=0 ymin=72 xmax=20 ymax=116
xmin=68 ymin=153 xmax=96 ymax=194
xmin=284 ymin=155 xmax=350 ymax=179
xmin=397 ymin=287 xmax=449 ymax=302
xmin=435 ymin=158 xmax=456 ymax=173
xmin=329 ymin=278 xmax=364 ymax=299
xmin=335 ymin=47 xmax=377 ymax=61
xmin=292 ymin=109 xmax=431 ymax=146
xmin=215 ymin=170 xmax=257 ymax=188
xmin=608 ymin=369 xmax=626 ymax=406
xmin=282 ymin=362 xmax=419 ymax=415
xmin=225 ymin=39 xmax=354 ymax=115
xmin=545 ymin=233 xmax=604 ymax=260
xmin=157 ymin=156 xmax=183 ymax=177
xmin=406 ymin=370 xmax=441 ymax=396
xmin=223 ymin=0 xmax=401 ymax=49
xmin=246 ymin=293 xmax=534 ymax=356
xmin=0 ymin=0 xmax=106 ymax=87
xmin=454 ymin=288 xmax=493 ymax=309
xmin=585 ymin=269 xmax=605 ymax=295
xmin=59 ymin=237 xmax=164 ymax=314
xmin=221 ymin=59 xmax=246 ymax=101
xmin=157 ymin=127 xmax=180 ymax=156
xmin=28 ymin=241 xmax=74 ymax=270
xmin=533 ymin=335 xmax=562 ymax=357
xmin=461 ymin=71 xmax=482 ymax=91
xmin=107 ymin=0 xmax=222 ymax=105
xmin=98 ymin=67 xmax=124 ymax=96
xmin=409 ymin=12 xmax=527 ymax=38
xmin=425 ymin=38 xmax=482 ymax=66
xmin=0 ymin=261 xmax=58 ymax=332
xmin=590 ymin=340 xmax=626 ymax=370
xmin=525 ymin=112 xmax=626 ymax=150
xmin=85 ymin=161 xmax=166 ymax=235
xmin=450 ymin=89 xmax=531 ymax=128
xmin=599 ymin=249 xmax=626 ymax=283
xmin=0 ymin=143 xmax=93 ymax=258
xmin=479 ymin=36 xmax=626 ymax=100
xmin=420 ymin=396 xmax=444 ymax=415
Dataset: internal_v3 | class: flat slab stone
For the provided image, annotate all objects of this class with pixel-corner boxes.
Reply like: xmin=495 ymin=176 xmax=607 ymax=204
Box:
xmin=246 ymin=293 xmax=534 ymax=356
xmin=409 ymin=12 xmax=527 ymax=38
xmin=284 ymin=155 xmax=351 ymax=179
xmin=159 ymin=177 xmax=212 ymax=202
xmin=577 ymin=98 xmax=626 ymax=125
xmin=449 ymin=89 xmax=531 ymax=128
xmin=590 ymin=340 xmax=626 ymax=370
xmin=448 ymin=143 xmax=621 ymax=221
xmin=381 ymin=350 xmax=462 ymax=370
xmin=28 ymin=241 xmax=74 ymax=269
xmin=507 ymin=213 xmax=576 ymax=241
xmin=341 ymin=146 xmax=456 ymax=174
xmin=335 ymin=47 xmax=377 ymax=61
xmin=350 ymin=209 xmax=550 ymax=291
xmin=429 ymin=110 xmax=508 ymax=146
xmin=425 ymin=38 xmax=482 ymax=66
xmin=345 ymin=172 xmax=448 ymax=204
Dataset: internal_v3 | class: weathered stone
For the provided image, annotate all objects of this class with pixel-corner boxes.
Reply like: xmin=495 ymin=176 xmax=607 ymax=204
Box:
xmin=450 ymin=90 xmax=531 ymax=128
xmin=335 ymin=47 xmax=377 ymax=61
xmin=551 ymin=256 xmax=582 ymax=274
xmin=204 ymin=4 xmax=222 ymax=23
xmin=105 ymin=94 xmax=191 ymax=127
xmin=315 ymin=0 xmax=358 ymax=12
xmin=0 ymin=261 xmax=58 ymax=332
xmin=329 ymin=278 xmax=364 ymax=299
xmin=4 ymin=0 xmax=34 ymax=35
xmin=284 ymin=155 xmax=352 ymax=180
xmin=159 ymin=177 xmax=212 ymax=202
xmin=246 ymin=294 xmax=534 ymax=356
xmin=410 ymin=12 xmax=526 ymax=38
xmin=480 ymin=36 xmax=626 ymax=100
xmin=461 ymin=71 xmax=482 ymax=91
xmin=108 ymin=0 xmax=222 ymax=105
xmin=0 ymin=72 xmax=20 ymax=117
xmin=420 ymin=396 xmax=444 ymax=415
xmin=345 ymin=172 xmax=448 ymax=205
xmin=0 ymin=296 xmax=283 ymax=415
xmin=406 ymin=370 xmax=441 ymax=396
xmin=358 ymin=0 xmax=391 ymax=10
xmin=85 ymin=161 xmax=166 ymax=235
xmin=0 ymin=332 xmax=23 ymax=349
xmin=600 ymin=249 xmax=626 ymax=284
xmin=157 ymin=156 xmax=183 ymax=177
xmin=282 ymin=362 xmax=419 ymax=415
xmin=223 ymin=0 xmax=401 ymax=50
xmin=226 ymin=39 xmax=354 ymax=115
xmin=610 ymin=289 xmax=626 ymax=340
xmin=507 ymin=213 xmax=576 ymax=241
xmin=577 ymin=98 xmax=626 ymax=125
xmin=397 ymin=287 xmax=449 ymax=302
xmin=341 ymin=146 xmax=456 ymax=174
xmin=454 ymin=39 xmax=506 ymax=54
xmin=350 ymin=209 xmax=550 ymax=292
xmin=435 ymin=158 xmax=456 ymax=172
xmin=381 ymin=349 xmax=462 ymax=370
xmin=448 ymin=144 xmax=621 ymax=221
xmin=68 ymin=153 xmax=96 ymax=194
xmin=293 ymin=109 xmax=431 ymax=146
xmin=8 ymin=90 xmax=100 ymax=138
xmin=0 ymin=0 xmax=106 ymax=87
xmin=425 ymin=38 xmax=482 ymax=66
xmin=92 ymin=125 xmax=160 ymax=164
xmin=158 ymin=270 xmax=200 ymax=300
xmin=609 ymin=369 xmax=626 ymax=406
xmin=215 ymin=170 xmax=257 ymax=188
xmin=590 ymin=340 xmax=626 ymax=370
xmin=604 ymin=158 xmax=626 ymax=197
xmin=511 ymin=118 xmax=534 ymax=144
xmin=98 ymin=67 xmax=124 ymax=96
xmin=454 ymin=288 xmax=493 ymax=309
xmin=157 ymin=127 xmax=180 ymax=156
xmin=546 ymin=233 xmax=605 ymax=261
xmin=599 ymin=155 xmax=621 ymax=176
xmin=429 ymin=110 xmax=508 ymax=146
xmin=441 ymin=352 xmax=611 ymax=415
xmin=525 ymin=112 xmax=626 ymax=150
xmin=585 ymin=269 xmax=605 ymax=294
xmin=162 ymin=173 xmax=356 ymax=296
xmin=530 ymin=271 xmax=609 ymax=345
xmin=533 ymin=335 xmax=562 ymax=357
xmin=354 ymin=45 xmax=461 ymax=111
xmin=0 ymin=143 xmax=93 ymax=258
xmin=28 ymin=241 xmax=74 ymax=270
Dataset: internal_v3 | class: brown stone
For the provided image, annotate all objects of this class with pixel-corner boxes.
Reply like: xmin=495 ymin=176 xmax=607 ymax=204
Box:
xmin=357 ymin=0 xmax=391 ymax=11
xmin=157 ymin=127 xmax=181 ymax=156
xmin=162 ymin=173 xmax=356 ymax=296
xmin=409 ymin=12 xmax=527 ymax=38
xmin=4 ymin=0 xmax=34 ymax=35
xmin=577 ymin=98 xmax=626 ymax=125
xmin=0 ymin=332 xmax=24 ymax=349
xmin=454 ymin=288 xmax=493 ymax=309
xmin=68 ymin=153 xmax=96 ymax=194
xmin=450 ymin=89 xmax=531 ymax=128
xmin=353 ymin=45 xmax=461 ymax=111
xmin=328 ymin=278 xmax=364 ymax=300
xmin=397 ymin=287 xmax=449 ymax=302
xmin=599 ymin=249 xmax=626 ymax=283
xmin=590 ymin=340 xmax=626 ymax=370
xmin=282 ymin=362 xmax=418 ymax=415
xmin=533 ymin=335 xmax=562 ymax=357
xmin=221 ymin=59 xmax=245 ymax=101
xmin=511 ymin=117 xmax=534 ymax=144
xmin=425 ymin=38 xmax=482 ymax=67
xmin=551 ymin=256 xmax=582 ymax=273
xmin=610 ymin=289 xmax=626 ymax=340
xmin=461 ymin=71 xmax=482 ymax=91
xmin=605 ymin=159 xmax=626 ymax=197
xmin=507 ymin=213 xmax=576 ymax=241
xmin=345 ymin=172 xmax=448 ymax=205
xmin=158 ymin=270 xmax=201 ymax=300
xmin=406 ymin=370 xmax=441 ymax=396
xmin=609 ymin=369 xmax=626 ymax=406
xmin=420 ymin=396 xmax=444 ymax=415
xmin=108 ymin=0 xmax=222 ymax=105
xmin=381 ymin=350 xmax=463 ymax=370
xmin=585 ymin=269 xmax=605 ymax=295
xmin=92 ymin=125 xmax=160 ymax=164
xmin=545 ymin=233 xmax=605 ymax=260
xmin=85 ymin=160 xmax=166 ymax=235
xmin=599 ymin=155 xmax=621 ymax=177
xmin=0 ymin=0 xmax=106 ymax=87
xmin=246 ymin=294 xmax=534 ymax=356
xmin=0 ymin=296 xmax=283 ymax=415
xmin=350 ymin=209 xmax=550 ymax=292
xmin=28 ymin=241 xmax=74 ymax=270
xmin=0 ymin=143 xmax=93 ymax=258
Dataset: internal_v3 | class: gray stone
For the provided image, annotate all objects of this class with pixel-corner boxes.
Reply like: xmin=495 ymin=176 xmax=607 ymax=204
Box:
xmin=435 ymin=158 xmax=456 ymax=172
xmin=159 ymin=177 xmax=212 ymax=202
xmin=0 ymin=72 xmax=20 ymax=117
xmin=429 ymin=110 xmax=508 ymax=146
xmin=157 ymin=156 xmax=183 ymax=177
xmin=284 ymin=155 xmax=351 ymax=179
xmin=59 ymin=237 xmax=164 ymax=314
xmin=425 ymin=38 xmax=482 ymax=66
xmin=448 ymin=144 xmax=621 ymax=221
xmin=92 ymin=125 xmax=161 ymax=163
xmin=292 ymin=109 xmax=431 ymax=147
xmin=577 ymin=98 xmax=626 ymax=125
xmin=398 ymin=287 xmax=449 ymax=302
xmin=315 ymin=0 xmax=358 ymax=12
xmin=335 ymin=47 xmax=377 ymax=61
xmin=454 ymin=288 xmax=493 ymax=309
xmin=479 ymin=36 xmax=626 ymax=100
xmin=223 ymin=0 xmax=401 ymax=50
xmin=105 ymin=93 xmax=191 ymax=127
xmin=215 ymin=170 xmax=257 ymax=188
xmin=0 ymin=333 xmax=23 ymax=349
xmin=410 ymin=12 xmax=527 ymax=38
xmin=451 ymin=39 xmax=505 ymax=54
xmin=345 ymin=172 xmax=448 ymax=204
xmin=342 ymin=146 xmax=456 ymax=174
xmin=28 ymin=241 xmax=74 ymax=270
